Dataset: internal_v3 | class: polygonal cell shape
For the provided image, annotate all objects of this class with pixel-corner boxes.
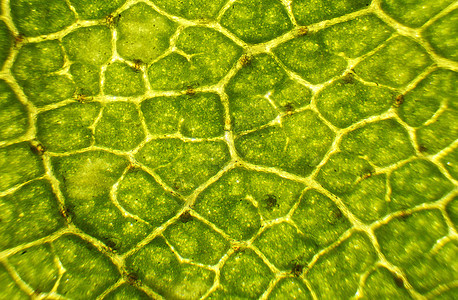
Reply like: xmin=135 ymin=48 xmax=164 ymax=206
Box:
xmin=354 ymin=36 xmax=432 ymax=88
xmin=37 ymin=102 xmax=101 ymax=152
xmin=390 ymin=159 xmax=454 ymax=211
xmin=126 ymin=237 xmax=215 ymax=299
xmin=94 ymin=102 xmax=145 ymax=151
xmin=292 ymin=0 xmax=371 ymax=26
xmin=291 ymin=189 xmax=351 ymax=247
xmin=0 ymin=80 xmax=29 ymax=140
xmin=0 ymin=180 xmax=64 ymax=250
xmin=10 ymin=0 xmax=75 ymax=36
xmin=141 ymin=93 xmax=225 ymax=138
xmin=315 ymin=78 xmax=394 ymax=128
xmin=308 ymin=232 xmax=376 ymax=299
xmin=381 ymin=0 xmax=454 ymax=28
xmin=12 ymin=40 xmax=75 ymax=107
xmin=227 ymin=53 xmax=311 ymax=132
xmin=135 ymin=139 xmax=230 ymax=195
xmin=220 ymin=0 xmax=293 ymax=44
xmin=423 ymin=9 xmax=458 ymax=61
xmin=375 ymin=210 xmax=455 ymax=294
xmin=116 ymin=2 xmax=177 ymax=63
xmin=153 ymin=0 xmax=226 ymax=20
xmin=51 ymin=151 xmax=153 ymax=253
xmin=397 ymin=69 xmax=457 ymax=127
xmin=148 ymin=26 xmax=242 ymax=90
xmin=235 ymin=110 xmax=335 ymax=177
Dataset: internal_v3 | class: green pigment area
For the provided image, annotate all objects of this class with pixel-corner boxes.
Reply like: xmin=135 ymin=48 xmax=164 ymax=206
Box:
xmin=0 ymin=0 xmax=456 ymax=299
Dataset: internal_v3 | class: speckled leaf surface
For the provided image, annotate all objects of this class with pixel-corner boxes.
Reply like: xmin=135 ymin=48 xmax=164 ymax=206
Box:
xmin=0 ymin=0 xmax=457 ymax=299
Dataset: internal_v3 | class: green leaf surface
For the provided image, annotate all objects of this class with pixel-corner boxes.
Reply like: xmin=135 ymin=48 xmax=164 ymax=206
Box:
xmin=0 ymin=0 xmax=456 ymax=299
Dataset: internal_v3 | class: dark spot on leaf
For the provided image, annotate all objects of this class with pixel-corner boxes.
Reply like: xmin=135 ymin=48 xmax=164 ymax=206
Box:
xmin=418 ymin=145 xmax=427 ymax=153
xmin=342 ymin=73 xmax=355 ymax=84
xmin=393 ymin=275 xmax=405 ymax=288
xmin=186 ymin=86 xmax=196 ymax=96
xmin=105 ymin=239 xmax=116 ymax=249
xmin=399 ymin=211 xmax=411 ymax=221
xmin=126 ymin=271 xmax=139 ymax=285
xmin=393 ymin=94 xmax=404 ymax=107
xmin=21 ymin=250 xmax=27 ymax=255
xmin=291 ymin=261 xmax=304 ymax=277
xmin=179 ymin=210 xmax=193 ymax=223
xmin=29 ymin=141 xmax=46 ymax=155
xmin=264 ymin=194 xmax=278 ymax=210
xmin=240 ymin=54 xmax=253 ymax=67
xmin=283 ymin=102 xmax=295 ymax=114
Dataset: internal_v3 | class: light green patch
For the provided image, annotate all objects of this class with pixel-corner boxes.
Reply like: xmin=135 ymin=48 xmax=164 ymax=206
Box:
xmin=316 ymin=78 xmax=394 ymax=128
xmin=52 ymin=151 xmax=152 ymax=253
xmin=94 ymin=102 xmax=145 ymax=151
xmin=164 ymin=216 xmax=230 ymax=265
xmin=141 ymin=93 xmax=225 ymax=138
xmin=274 ymin=33 xmax=348 ymax=84
xmin=398 ymin=69 xmax=457 ymax=127
xmin=37 ymin=102 xmax=100 ymax=152
xmin=0 ymin=180 xmax=64 ymax=250
xmin=354 ymin=36 xmax=433 ymax=88
xmin=126 ymin=237 xmax=215 ymax=300
xmin=116 ymin=2 xmax=176 ymax=63
xmin=136 ymin=139 xmax=230 ymax=195
xmin=235 ymin=110 xmax=335 ymax=176
xmin=153 ymin=0 xmax=226 ymax=20
xmin=194 ymin=168 xmax=304 ymax=239
xmin=117 ymin=169 xmax=183 ymax=227
xmin=0 ymin=79 xmax=29 ymax=140
xmin=361 ymin=267 xmax=411 ymax=299
xmin=416 ymin=109 xmax=458 ymax=154
xmin=148 ymin=26 xmax=242 ymax=90
xmin=423 ymin=9 xmax=458 ymax=61
xmin=8 ymin=244 xmax=58 ymax=294
xmin=0 ymin=264 xmax=28 ymax=299
xmin=0 ymin=20 xmax=13 ymax=70
xmin=105 ymin=284 xmax=150 ymax=300
xmin=308 ymin=232 xmax=377 ymax=299
xmin=63 ymin=25 xmax=112 ymax=66
xmin=70 ymin=0 xmax=126 ymax=20
xmin=10 ymin=0 xmax=75 ymax=37
xmin=375 ymin=210 xmax=455 ymax=294
xmin=253 ymin=222 xmax=318 ymax=270
xmin=316 ymin=152 xmax=374 ymax=195
xmin=320 ymin=14 xmax=393 ymax=58
xmin=0 ymin=142 xmax=44 ymax=191
xmin=341 ymin=174 xmax=388 ymax=223
xmin=220 ymin=0 xmax=293 ymax=44
xmin=220 ymin=248 xmax=274 ymax=298
xmin=292 ymin=0 xmax=371 ymax=26
xmin=341 ymin=119 xmax=415 ymax=166
xmin=390 ymin=159 xmax=454 ymax=210
xmin=291 ymin=189 xmax=351 ymax=246
xmin=103 ymin=62 xmax=145 ymax=96
xmin=53 ymin=234 xmax=119 ymax=298
xmin=269 ymin=278 xmax=312 ymax=299
xmin=381 ymin=0 xmax=454 ymax=28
